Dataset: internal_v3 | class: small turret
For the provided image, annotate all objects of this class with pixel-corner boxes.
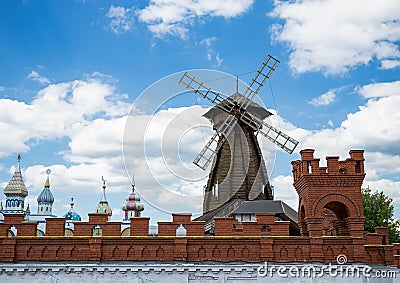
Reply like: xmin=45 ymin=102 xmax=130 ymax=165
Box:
xmin=122 ymin=185 xmax=144 ymax=220
xmin=37 ymin=169 xmax=55 ymax=215
xmin=95 ymin=176 xmax=112 ymax=220
xmin=63 ymin=197 xmax=81 ymax=221
xmin=3 ymin=154 xmax=28 ymax=214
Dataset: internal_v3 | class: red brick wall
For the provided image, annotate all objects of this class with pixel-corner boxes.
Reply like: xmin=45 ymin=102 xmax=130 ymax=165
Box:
xmin=0 ymin=235 xmax=394 ymax=266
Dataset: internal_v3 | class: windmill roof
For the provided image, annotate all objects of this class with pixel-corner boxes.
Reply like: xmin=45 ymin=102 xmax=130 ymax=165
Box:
xmin=203 ymin=93 xmax=273 ymax=122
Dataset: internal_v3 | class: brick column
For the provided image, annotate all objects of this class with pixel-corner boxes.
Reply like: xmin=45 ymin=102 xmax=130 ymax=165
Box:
xmin=309 ymin=238 xmax=324 ymax=262
xmin=89 ymin=238 xmax=102 ymax=261
xmin=383 ymin=246 xmax=394 ymax=266
xmin=45 ymin=218 xmax=66 ymax=236
xmin=130 ymin=217 xmax=150 ymax=236
xmin=174 ymin=238 xmax=187 ymax=261
xmin=347 ymin=218 xmax=365 ymax=238
xmin=260 ymin=238 xmax=274 ymax=261
xmin=352 ymin=238 xmax=366 ymax=262
xmin=0 ymin=238 xmax=16 ymax=262
xmin=305 ymin=217 xmax=323 ymax=237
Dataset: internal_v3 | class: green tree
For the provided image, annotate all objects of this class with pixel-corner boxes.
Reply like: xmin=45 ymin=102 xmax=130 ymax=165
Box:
xmin=362 ymin=187 xmax=400 ymax=243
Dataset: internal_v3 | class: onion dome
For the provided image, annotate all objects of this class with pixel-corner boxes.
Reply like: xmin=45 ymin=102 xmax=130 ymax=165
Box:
xmin=122 ymin=185 xmax=144 ymax=219
xmin=4 ymin=154 xmax=28 ymax=197
xmin=63 ymin=197 xmax=81 ymax=221
xmin=37 ymin=170 xmax=54 ymax=204
xmin=95 ymin=176 xmax=112 ymax=218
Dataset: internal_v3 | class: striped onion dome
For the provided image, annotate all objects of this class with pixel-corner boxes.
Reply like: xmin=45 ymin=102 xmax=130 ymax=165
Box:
xmin=37 ymin=174 xmax=54 ymax=204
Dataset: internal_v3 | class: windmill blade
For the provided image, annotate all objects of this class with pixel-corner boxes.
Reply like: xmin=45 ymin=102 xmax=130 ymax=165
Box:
xmin=257 ymin=121 xmax=299 ymax=154
xmin=239 ymin=111 xmax=299 ymax=154
xmin=179 ymin=72 xmax=236 ymax=114
xmin=235 ymin=55 xmax=280 ymax=111
xmin=193 ymin=115 xmax=237 ymax=170
xmin=179 ymin=72 xmax=241 ymax=169
xmin=193 ymin=132 xmax=221 ymax=170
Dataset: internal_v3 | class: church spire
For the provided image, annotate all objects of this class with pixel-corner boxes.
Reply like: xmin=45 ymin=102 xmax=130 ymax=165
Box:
xmin=3 ymin=154 xmax=28 ymax=214
xmin=37 ymin=169 xmax=55 ymax=215
xmin=95 ymin=176 xmax=112 ymax=220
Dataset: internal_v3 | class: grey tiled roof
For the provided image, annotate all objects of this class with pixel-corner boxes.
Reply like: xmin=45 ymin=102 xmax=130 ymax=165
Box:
xmin=4 ymin=170 xmax=28 ymax=197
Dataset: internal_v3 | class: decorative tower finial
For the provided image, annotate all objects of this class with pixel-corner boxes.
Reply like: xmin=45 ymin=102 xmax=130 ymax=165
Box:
xmin=70 ymin=197 xmax=74 ymax=210
xmin=17 ymin=153 xmax=22 ymax=172
xmin=96 ymin=176 xmax=112 ymax=220
xmin=45 ymin=169 xmax=51 ymax=188
xmin=101 ymin=176 xmax=107 ymax=201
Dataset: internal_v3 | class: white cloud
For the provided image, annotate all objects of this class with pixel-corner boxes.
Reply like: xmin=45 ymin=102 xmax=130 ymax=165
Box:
xmin=112 ymin=208 xmax=122 ymax=216
xmin=199 ymin=37 xmax=223 ymax=66
xmin=272 ymin=175 xmax=298 ymax=210
xmin=356 ymin=80 xmax=400 ymax=98
xmin=137 ymin=0 xmax=254 ymax=39
xmin=200 ymin=36 xmax=217 ymax=47
xmin=215 ymin=53 xmax=223 ymax=66
xmin=380 ymin=59 xmax=400 ymax=69
xmin=27 ymin=71 xmax=50 ymax=84
xmin=293 ymin=81 xmax=400 ymax=160
xmin=270 ymin=0 xmax=400 ymax=75
xmin=308 ymin=90 xmax=336 ymax=106
xmin=106 ymin=5 xmax=135 ymax=34
xmin=0 ymin=73 xmax=129 ymax=157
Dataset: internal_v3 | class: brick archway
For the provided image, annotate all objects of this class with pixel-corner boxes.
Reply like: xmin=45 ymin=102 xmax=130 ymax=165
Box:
xmin=298 ymin=198 xmax=308 ymax=236
xmin=313 ymin=194 xmax=361 ymax=218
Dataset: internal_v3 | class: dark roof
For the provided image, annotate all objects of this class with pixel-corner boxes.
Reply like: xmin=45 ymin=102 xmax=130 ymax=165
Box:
xmin=230 ymin=200 xmax=298 ymax=223
xmin=203 ymin=93 xmax=273 ymax=122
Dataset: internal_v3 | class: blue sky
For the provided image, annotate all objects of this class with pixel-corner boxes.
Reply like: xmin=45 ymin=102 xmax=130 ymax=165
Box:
xmin=0 ymin=0 xmax=399 ymax=222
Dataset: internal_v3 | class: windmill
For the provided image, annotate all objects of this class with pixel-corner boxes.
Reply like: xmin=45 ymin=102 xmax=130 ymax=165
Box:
xmin=179 ymin=54 xmax=299 ymax=216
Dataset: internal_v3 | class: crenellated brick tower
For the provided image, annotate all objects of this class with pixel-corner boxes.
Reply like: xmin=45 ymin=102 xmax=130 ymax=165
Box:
xmin=292 ymin=149 xmax=365 ymax=238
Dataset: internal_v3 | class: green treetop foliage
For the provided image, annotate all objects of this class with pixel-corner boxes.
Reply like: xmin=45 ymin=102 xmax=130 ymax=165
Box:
xmin=362 ymin=187 xmax=400 ymax=244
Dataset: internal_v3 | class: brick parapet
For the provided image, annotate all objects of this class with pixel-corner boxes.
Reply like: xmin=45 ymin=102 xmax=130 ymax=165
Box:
xmin=214 ymin=214 xmax=290 ymax=237
xmin=0 ymin=235 xmax=396 ymax=265
xmin=158 ymin=214 xmax=205 ymax=237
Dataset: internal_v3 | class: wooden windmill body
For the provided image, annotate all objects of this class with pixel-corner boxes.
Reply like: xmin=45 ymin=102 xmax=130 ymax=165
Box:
xmin=202 ymin=94 xmax=274 ymax=214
